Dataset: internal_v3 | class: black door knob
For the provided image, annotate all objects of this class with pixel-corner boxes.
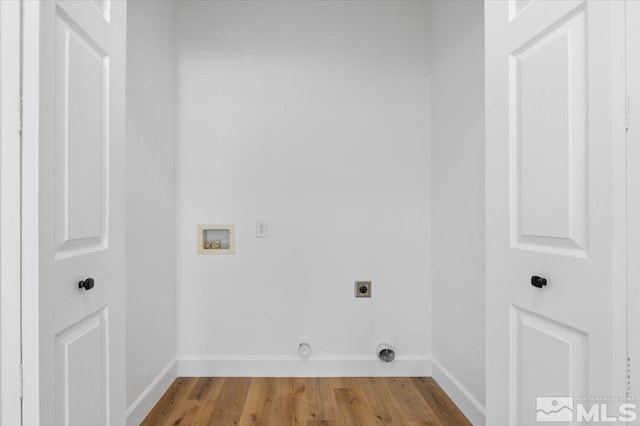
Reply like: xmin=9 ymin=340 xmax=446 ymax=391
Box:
xmin=531 ymin=276 xmax=547 ymax=288
xmin=79 ymin=278 xmax=95 ymax=291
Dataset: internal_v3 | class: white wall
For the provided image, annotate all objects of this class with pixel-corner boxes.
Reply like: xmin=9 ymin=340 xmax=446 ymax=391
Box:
xmin=174 ymin=0 xmax=431 ymax=374
xmin=429 ymin=0 xmax=485 ymax=418
xmin=126 ymin=0 xmax=177 ymax=415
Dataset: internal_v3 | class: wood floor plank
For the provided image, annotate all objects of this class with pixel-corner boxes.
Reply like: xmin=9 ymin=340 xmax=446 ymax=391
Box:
xmin=188 ymin=377 xmax=225 ymax=401
xmin=141 ymin=377 xmax=471 ymax=426
xmin=203 ymin=377 xmax=252 ymax=425
xmin=380 ymin=377 xmax=439 ymax=424
xmin=410 ymin=377 xmax=471 ymax=426
xmin=358 ymin=377 xmax=406 ymax=424
xmin=291 ymin=378 xmax=312 ymax=424
xmin=142 ymin=377 xmax=199 ymax=424
xmin=305 ymin=377 xmax=340 ymax=423
xmin=143 ymin=400 xmax=213 ymax=426
xmin=333 ymin=379 xmax=381 ymax=426
xmin=238 ymin=377 xmax=276 ymax=425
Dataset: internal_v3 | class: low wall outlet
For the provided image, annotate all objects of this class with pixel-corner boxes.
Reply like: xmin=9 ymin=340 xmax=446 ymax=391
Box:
xmin=355 ymin=281 xmax=371 ymax=298
xmin=256 ymin=221 xmax=268 ymax=238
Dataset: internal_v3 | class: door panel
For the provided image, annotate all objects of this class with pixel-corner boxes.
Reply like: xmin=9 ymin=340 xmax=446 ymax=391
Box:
xmin=510 ymin=0 xmax=535 ymax=20
xmin=486 ymin=0 xmax=626 ymax=424
xmin=89 ymin=0 xmax=108 ymax=19
xmin=54 ymin=10 xmax=108 ymax=257
xmin=55 ymin=309 xmax=108 ymax=426
xmin=511 ymin=307 xmax=588 ymax=425
xmin=511 ymin=8 xmax=587 ymax=254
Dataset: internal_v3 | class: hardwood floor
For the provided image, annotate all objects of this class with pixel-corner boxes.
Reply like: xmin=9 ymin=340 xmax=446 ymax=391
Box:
xmin=141 ymin=377 xmax=471 ymax=425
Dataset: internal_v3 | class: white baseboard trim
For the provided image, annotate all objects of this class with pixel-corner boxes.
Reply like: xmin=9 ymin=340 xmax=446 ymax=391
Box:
xmin=431 ymin=357 xmax=485 ymax=426
xmin=126 ymin=358 xmax=177 ymax=426
xmin=176 ymin=355 xmax=431 ymax=377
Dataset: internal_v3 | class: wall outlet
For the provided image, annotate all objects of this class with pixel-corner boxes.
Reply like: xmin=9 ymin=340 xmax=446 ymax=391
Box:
xmin=355 ymin=281 xmax=371 ymax=298
xmin=256 ymin=221 xmax=268 ymax=238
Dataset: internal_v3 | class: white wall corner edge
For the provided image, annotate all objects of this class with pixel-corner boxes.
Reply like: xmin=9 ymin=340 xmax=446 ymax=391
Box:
xmin=431 ymin=357 xmax=486 ymax=426
xmin=126 ymin=358 xmax=178 ymax=426
xmin=176 ymin=355 xmax=432 ymax=378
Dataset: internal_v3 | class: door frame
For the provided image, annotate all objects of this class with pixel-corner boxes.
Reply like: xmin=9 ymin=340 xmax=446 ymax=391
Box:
xmin=627 ymin=0 xmax=640 ymax=401
xmin=21 ymin=0 xmax=41 ymax=424
xmin=0 ymin=0 xmax=23 ymax=424
xmin=612 ymin=0 xmax=630 ymax=399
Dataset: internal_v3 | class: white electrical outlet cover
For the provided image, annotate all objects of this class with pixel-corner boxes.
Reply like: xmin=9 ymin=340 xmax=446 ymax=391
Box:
xmin=256 ymin=221 xmax=268 ymax=238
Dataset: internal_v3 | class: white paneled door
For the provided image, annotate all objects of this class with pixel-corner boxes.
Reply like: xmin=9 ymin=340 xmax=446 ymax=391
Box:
xmin=23 ymin=0 xmax=127 ymax=424
xmin=485 ymin=1 xmax=627 ymax=425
